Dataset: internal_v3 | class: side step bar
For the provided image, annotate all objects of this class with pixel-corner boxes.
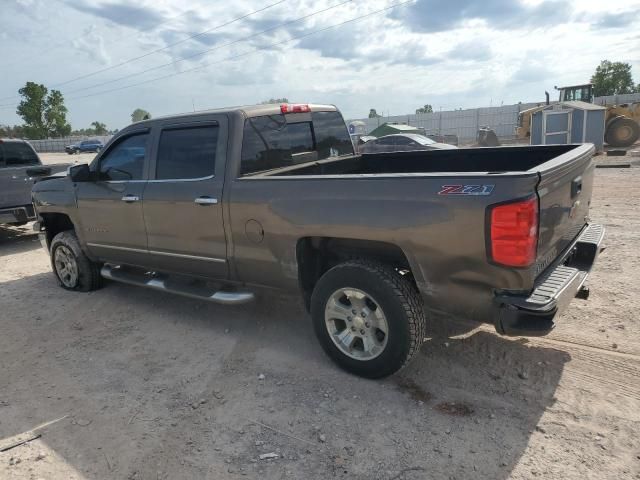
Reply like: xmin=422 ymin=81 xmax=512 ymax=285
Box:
xmin=100 ymin=265 xmax=255 ymax=305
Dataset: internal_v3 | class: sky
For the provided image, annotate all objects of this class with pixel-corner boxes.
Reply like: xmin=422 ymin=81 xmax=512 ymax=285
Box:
xmin=1 ymin=0 xmax=639 ymax=130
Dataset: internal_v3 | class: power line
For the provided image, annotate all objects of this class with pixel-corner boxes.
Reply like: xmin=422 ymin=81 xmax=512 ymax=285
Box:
xmin=64 ymin=1 xmax=411 ymax=103
xmin=0 ymin=0 xmax=287 ymax=102
xmin=0 ymin=1 xmax=410 ymax=111
xmin=0 ymin=2 xmax=197 ymax=92
xmin=60 ymin=0 xmax=353 ymax=97
xmin=53 ymin=0 xmax=288 ymax=88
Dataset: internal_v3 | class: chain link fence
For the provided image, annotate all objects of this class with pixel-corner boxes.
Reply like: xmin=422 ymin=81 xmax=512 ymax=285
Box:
xmin=27 ymin=135 xmax=113 ymax=153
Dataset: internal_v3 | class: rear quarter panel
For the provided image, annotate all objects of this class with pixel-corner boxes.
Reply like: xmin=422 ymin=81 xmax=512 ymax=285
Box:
xmin=227 ymin=172 xmax=540 ymax=320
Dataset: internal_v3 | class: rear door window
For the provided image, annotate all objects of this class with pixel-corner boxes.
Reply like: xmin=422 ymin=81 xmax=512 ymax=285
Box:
xmin=0 ymin=142 xmax=40 ymax=167
xmin=240 ymin=110 xmax=353 ymax=175
xmin=156 ymin=125 xmax=219 ymax=180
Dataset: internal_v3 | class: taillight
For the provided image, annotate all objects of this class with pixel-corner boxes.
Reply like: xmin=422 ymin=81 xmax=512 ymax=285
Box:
xmin=489 ymin=197 xmax=538 ymax=267
xmin=280 ymin=103 xmax=310 ymax=114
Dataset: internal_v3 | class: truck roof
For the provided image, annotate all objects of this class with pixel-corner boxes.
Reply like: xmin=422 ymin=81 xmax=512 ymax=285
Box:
xmin=132 ymin=103 xmax=339 ymax=126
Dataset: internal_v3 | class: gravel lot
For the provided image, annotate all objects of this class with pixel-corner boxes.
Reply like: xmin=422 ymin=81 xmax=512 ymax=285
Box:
xmin=0 ymin=153 xmax=639 ymax=479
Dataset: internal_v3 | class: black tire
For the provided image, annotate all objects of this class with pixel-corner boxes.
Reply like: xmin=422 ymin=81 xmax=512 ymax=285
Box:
xmin=605 ymin=118 xmax=640 ymax=148
xmin=50 ymin=230 xmax=103 ymax=292
xmin=310 ymin=259 xmax=426 ymax=379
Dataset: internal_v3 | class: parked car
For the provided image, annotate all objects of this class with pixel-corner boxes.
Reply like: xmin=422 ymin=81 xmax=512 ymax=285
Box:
xmin=65 ymin=139 xmax=104 ymax=154
xmin=32 ymin=103 xmax=603 ymax=378
xmin=359 ymin=133 xmax=458 ymax=153
xmin=0 ymin=138 xmax=70 ymax=225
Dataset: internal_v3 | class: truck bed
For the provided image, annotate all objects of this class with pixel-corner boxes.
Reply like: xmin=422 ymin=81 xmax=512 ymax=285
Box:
xmin=267 ymin=144 xmax=579 ymax=176
xmin=236 ymin=143 xmax=596 ymax=323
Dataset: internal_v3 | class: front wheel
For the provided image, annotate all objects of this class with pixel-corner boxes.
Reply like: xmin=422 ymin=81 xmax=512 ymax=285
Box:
xmin=50 ymin=230 xmax=103 ymax=291
xmin=310 ymin=260 xmax=426 ymax=378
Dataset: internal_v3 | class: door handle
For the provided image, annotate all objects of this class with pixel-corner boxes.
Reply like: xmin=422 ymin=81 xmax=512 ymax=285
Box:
xmin=194 ymin=196 xmax=218 ymax=205
xmin=121 ymin=195 xmax=140 ymax=202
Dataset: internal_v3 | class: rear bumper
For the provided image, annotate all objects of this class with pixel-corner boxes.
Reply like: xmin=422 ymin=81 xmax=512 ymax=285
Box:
xmin=0 ymin=205 xmax=35 ymax=224
xmin=494 ymin=223 xmax=605 ymax=336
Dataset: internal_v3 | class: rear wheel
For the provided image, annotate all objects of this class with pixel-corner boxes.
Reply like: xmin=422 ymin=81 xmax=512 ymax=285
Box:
xmin=310 ymin=259 xmax=426 ymax=378
xmin=50 ymin=230 xmax=103 ymax=291
xmin=605 ymin=118 xmax=640 ymax=147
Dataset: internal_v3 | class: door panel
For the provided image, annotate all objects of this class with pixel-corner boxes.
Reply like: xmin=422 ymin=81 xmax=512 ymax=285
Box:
xmin=76 ymin=181 xmax=149 ymax=265
xmin=0 ymin=142 xmax=41 ymax=207
xmin=0 ymin=166 xmax=33 ymax=207
xmin=143 ymin=117 xmax=228 ymax=279
xmin=143 ymin=179 xmax=227 ymax=277
xmin=77 ymin=130 xmax=151 ymax=266
xmin=543 ymin=111 xmax=571 ymax=145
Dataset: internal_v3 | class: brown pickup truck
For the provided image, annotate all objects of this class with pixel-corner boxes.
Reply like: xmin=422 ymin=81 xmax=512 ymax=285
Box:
xmin=31 ymin=103 xmax=604 ymax=378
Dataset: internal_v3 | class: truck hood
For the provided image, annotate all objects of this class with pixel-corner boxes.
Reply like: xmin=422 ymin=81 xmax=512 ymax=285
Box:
xmin=32 ymin=175 xmax=71 ymax=191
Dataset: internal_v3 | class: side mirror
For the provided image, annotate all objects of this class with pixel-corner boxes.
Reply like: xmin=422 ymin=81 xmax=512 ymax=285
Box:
xmin=68 ymin=163 xmax=91 ymax=182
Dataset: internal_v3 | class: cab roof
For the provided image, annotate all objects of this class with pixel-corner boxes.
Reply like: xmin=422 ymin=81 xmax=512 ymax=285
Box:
xmin=131 ymin=103 xmax=338 ymax=126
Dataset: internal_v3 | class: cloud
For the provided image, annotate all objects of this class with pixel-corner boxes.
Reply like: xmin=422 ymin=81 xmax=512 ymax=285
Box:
xmin=509 ymin=62 xmax=555 ymax=85
xmin=66 ymin=1 xmax=165 ymax=30
xmin=295 ymin=27 xmax=440 ymax=66
xmin=71 ymin=26 xmax=110 ymax=65
xmin=591 ymin=11 xmax=638 ymax=29
xmin=448 ymin=40 xmax=493 ymax=62
xmin=391 ymin=0 xmax=570 ymax=32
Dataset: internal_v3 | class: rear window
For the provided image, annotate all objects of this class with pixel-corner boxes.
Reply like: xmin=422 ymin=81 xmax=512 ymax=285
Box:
xmin=240 ymin=110 xmax=353 ymax=175
xmin=311 ymin=111 xmax=354 ymax=159
xmin=0 ymin=142 xmax=39 ymax=167
xmin=156 ymin=125 xmax=219 ymax=180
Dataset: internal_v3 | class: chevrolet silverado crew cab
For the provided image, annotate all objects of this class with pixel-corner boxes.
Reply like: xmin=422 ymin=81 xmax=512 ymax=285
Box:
xmin=31 ymin=103 xmax=604 ymax=378
xmin=0 ymin=138 xmax=69 ymax=225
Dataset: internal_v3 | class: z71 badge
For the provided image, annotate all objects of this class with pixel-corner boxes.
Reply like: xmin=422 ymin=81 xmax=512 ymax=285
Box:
xmin=438 ymin=185 xmax=495 ymax=196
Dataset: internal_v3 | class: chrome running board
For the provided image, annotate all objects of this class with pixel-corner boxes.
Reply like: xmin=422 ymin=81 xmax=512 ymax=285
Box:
xmin=100 ymin=264 xmax=254 ymax=305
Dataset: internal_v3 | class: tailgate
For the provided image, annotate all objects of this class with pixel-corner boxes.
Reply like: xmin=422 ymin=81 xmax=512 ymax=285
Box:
xmin=534 ymin=143 xmax=595 ymax=275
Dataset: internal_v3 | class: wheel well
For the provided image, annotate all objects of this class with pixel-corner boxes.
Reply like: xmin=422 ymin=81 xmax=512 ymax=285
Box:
xmin=296 ymin=237 xmax=414 ymax=309
xmin=41 ymin=213 xmax=74 ymax=249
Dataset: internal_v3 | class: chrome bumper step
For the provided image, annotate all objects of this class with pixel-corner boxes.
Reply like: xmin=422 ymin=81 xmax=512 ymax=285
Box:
xmin=100 ymin=265 xmax=255 ymax=305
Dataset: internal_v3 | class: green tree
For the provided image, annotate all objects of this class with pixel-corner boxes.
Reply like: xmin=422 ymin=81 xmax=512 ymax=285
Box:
xmin=368 ymin=108 xmax=381 ymax=118
xmin=260 ymin=98 xmax=289 ymax=104
xmin=0 ymin=124 xmax=25 ymax=138
xmin=415 ymin=104 xmax=433 ymax=114
xmin=91 ymin=121 xmax=108 ymax=135
xmin=45 ymin=89 xmax=71 ymax=137
xmin=131 ymin=108 xmax=151 ymax=122
xmin=16 ymin=82 xmax=48 ymax=139
xmin=16 ymin=82 xmax=71 ymax=139
xmin=591 ymin=60 xmax=637 ymax=97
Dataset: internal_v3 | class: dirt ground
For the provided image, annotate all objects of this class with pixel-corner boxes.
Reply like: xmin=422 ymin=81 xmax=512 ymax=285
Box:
xmin=1 ymin=153 xmax=639 ymax=479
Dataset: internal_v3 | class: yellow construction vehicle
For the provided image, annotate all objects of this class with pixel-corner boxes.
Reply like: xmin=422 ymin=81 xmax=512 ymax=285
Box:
xmin=516 ymin=83 xmax=640 ymax=147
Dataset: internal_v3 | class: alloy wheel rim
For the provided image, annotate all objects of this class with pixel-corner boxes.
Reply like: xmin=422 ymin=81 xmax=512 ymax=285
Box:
xmin=54 ymin=245 xmax=78 ymax=288
xmin=324 ymin=288 xmax=389 ymax=361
